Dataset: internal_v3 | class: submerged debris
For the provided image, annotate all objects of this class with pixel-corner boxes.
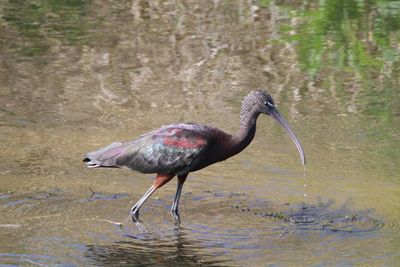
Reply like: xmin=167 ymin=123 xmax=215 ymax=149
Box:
xmin=87 ymin=187 xmax=129 ymax=202
xmin=100 ymin=219 xmax=123 ymax=227
xmin=256 ymin=211 xmax=292 ymax=222
xmin=0 ymin=224 xmax=21 ymax=228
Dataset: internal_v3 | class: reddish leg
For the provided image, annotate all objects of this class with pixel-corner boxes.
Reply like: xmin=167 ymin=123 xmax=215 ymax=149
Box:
xmin=130 ymin=173 xmax=174 ymax=219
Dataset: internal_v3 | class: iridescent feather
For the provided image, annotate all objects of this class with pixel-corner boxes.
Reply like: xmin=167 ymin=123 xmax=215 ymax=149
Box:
xmin=84 ymin=123 xmax=224 ymax=175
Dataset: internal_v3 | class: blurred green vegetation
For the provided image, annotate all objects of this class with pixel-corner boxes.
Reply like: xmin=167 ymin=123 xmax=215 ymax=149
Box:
xmin=277 ymin=0 xmax=400 ymax=121
xmin=274 ymin=0 xmax=400 ymax=179
xmin=1 ymin=0 xmax=92 ymax=57
xmin=279 ymin=0 xmax=400 ymax=74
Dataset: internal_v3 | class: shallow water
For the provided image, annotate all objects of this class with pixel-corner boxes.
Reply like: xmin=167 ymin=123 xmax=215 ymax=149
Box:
xmin=1 ymin=0 xmax=400 ymax=266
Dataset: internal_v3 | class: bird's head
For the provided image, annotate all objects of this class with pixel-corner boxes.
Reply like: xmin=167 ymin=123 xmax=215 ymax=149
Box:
xmin=244 ymin=90 xmax=306 ymax=165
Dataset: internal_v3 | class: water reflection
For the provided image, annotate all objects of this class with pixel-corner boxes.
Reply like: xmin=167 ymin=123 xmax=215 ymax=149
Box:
xmin=86 ymin=228 xmax=228 ymax=266
xmin=2 ymin=0 xmax=93 ymax=57
xmin=278 ymin=0 xmax=400 ymax=118
xmin=83 ymin=193 xmax=387 ymax=266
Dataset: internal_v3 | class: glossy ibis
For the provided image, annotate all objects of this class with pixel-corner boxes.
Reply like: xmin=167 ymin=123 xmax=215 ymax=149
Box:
xmin=83 ymin=90 xmax=306 ymax=220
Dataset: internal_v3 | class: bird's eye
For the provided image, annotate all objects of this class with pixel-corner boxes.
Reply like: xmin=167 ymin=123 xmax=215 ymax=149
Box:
xmin=265 ymin=101 xmax=274 ymax=107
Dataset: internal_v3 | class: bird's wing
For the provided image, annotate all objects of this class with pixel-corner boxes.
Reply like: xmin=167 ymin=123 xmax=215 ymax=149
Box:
xmin=114 ymin=124 xmax=212 ymax=174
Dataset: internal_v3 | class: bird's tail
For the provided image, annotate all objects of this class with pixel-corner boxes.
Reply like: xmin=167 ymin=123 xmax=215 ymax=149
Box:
xmin=83 ymin=142 xmax=125 ymax=168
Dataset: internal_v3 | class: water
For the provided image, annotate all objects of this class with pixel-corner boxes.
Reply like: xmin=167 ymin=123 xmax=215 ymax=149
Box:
xmin=1 ymin=0 xmax=400 ymax=266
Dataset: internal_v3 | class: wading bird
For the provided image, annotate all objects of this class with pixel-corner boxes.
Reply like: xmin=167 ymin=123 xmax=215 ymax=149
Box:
xmin=83 ymin=90 xmax=306 ymax=220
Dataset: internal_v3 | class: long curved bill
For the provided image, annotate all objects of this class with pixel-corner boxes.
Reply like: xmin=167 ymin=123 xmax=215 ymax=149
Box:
xmin=270 ymin=108 xmax=306 ymax=165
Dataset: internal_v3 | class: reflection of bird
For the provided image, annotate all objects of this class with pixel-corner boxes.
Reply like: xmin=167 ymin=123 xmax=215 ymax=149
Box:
xmin=83 ymin=90 xmax=306 ymax=220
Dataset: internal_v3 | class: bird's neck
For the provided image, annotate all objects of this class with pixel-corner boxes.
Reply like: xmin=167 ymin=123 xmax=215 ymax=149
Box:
xmin=227 ymin=107 xmax=259 ymax=157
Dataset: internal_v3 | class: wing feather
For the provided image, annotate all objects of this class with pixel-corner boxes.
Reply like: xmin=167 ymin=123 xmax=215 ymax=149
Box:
xmin=111 ymin=124 xmax=211 ymax=174
xmin=84 ymin=123 xmax=214 ymax=174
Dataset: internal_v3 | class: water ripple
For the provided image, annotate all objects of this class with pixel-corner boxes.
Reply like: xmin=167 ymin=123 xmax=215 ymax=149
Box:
xmin=255 ymin=201 xmax=385 ymax=234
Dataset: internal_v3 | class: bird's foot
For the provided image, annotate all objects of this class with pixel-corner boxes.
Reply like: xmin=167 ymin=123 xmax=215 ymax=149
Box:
xmin=170 ymin=209 xmax=181 ymax=226
xmin=130 ymin=209 xmax=140 ymax=222
xmin=130 ymin=210 xmax=147 ymax=230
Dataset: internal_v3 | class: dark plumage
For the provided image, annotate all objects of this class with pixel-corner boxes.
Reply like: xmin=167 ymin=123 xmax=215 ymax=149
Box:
xmin=83 ymin=90 xmax=306 ymax=220
xmin=85 ymin=124 xmax=225 ymax=174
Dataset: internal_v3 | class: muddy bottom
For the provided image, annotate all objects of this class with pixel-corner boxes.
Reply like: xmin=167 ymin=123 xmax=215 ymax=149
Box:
xmin=0 ymin=186 xmax=391 ymax=266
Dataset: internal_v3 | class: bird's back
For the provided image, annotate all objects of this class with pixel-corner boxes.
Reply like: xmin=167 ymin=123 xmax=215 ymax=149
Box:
xmin=84 ymin=123 xmax=225 ymax=175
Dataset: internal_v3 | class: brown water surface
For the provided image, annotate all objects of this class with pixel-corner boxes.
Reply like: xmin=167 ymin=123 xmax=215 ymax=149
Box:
xmin=1 ymin=1 xmax=399 ymax=266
